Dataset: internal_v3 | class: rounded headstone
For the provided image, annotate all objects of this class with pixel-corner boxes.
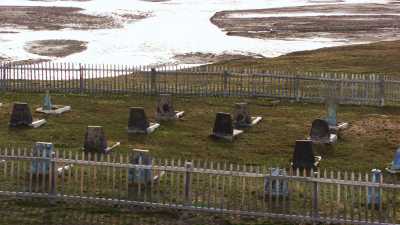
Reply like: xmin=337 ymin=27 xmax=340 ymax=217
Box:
xmin=233 ymin=102 xmax=252 ymax=126
xmin=310 ymin=119 xmax=330 ymax=139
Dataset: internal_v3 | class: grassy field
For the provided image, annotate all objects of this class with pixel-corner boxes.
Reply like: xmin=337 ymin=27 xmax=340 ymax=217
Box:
xmin=215 ymin=40 xmax=400 ymax=76
xmin=0 ymin=92 xmax=398 ymax=172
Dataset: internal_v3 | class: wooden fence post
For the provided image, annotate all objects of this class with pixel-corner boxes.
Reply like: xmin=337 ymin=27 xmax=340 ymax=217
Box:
xmin=79 ymin=64 xmax=85 ymax=94
xmin=379 ymin=76 xmax=385 ymax=107
xmin=312 ymin=173 xmax=320 ymax=221
xmin=50 ymin=151 xmax=57 ymax=196
xmin=151 ymin=68 xmax=157 ymax=95
xmin=0 ymin=63 xmax=5 ymax=92
xmin=184 ymin=162 xmax=193 ymax=205
xmin=295 ymin=76 xmax=300 ymax=102
xmin=223 ymin=70 xmax=229 ymax=97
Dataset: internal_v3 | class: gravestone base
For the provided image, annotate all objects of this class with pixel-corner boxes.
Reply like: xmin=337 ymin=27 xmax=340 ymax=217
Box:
xmin=128 ymin=122 xmax=160 ymax=134
xmin=236 ymin=116 xmax=263 ymax=128
xmin=36 ymin=105 xmax=71 ymax=115
xmin=309 ymin=133 xmax=337 ymax=144
xmin=104 ymin=142 xmax=121 ymax=154
xmin=386 ymin=166 xmax=400 ymax=174
xmin=30 ymin=119 xmax=47 ymax=128
xmin=156 ymin=111 xmax=185 ymax=121
xmin=329 ymin=122 xmax=349 ymax=133
xmin=212 ymin=129 xmax=243 ymax=141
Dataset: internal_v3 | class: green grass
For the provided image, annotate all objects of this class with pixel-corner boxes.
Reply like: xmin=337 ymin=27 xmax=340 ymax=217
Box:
xmin=214 ymin=40 xmax=400 ymax=76
xmin=0 ymin=92 xmax=398 ymax=171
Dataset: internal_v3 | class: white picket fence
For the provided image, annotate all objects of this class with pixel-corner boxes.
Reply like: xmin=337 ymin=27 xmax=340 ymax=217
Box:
xmin=0 ymin=147 xmax=399 ymax=225
xmin=1 ymin=62 xmax=399 ymax=106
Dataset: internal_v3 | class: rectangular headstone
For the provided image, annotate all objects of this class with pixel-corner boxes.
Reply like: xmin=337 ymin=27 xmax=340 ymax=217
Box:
xmin=128 ymin=149 xmax=153 ymax=185
xmin=128 ymin=107 xmax=150 ymax=133
xmin=213 ymin=112 xmax=234 ymax=136
xmin=233 ymin=102 xmax=252 ymax=127
xmin=156 ymin=94 xmax=176 ymax=120
xmin=31 ymin=142 xmax=54 ymax=175
xmin=9 ymin=102 xmax=33 ymax=127
xmin=83 ymin=126 xmax=108 ymax=153
xmin=264 ymin=168 xmax=289 ymax=197
xmin=292 ymin=140 xmax=316 ymax=170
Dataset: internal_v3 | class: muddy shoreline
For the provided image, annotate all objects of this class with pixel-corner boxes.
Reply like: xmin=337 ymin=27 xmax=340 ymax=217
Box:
xmin=211 ymin=3 xmax=400 ymax=41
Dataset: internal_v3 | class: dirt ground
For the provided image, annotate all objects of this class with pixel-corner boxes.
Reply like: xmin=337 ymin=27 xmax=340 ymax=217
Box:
xmin=211 ymin=3 xmax=400 ymax=41
xmin=173 ymin=52 xmax=264 ymax=64
xmin=24 ymin=39 xmax=88 ymax=57
xmin=0 ymin=6 xmax=150 ymax=31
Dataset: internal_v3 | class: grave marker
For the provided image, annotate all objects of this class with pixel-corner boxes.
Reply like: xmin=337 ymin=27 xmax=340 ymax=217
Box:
xmin=9 ymin=102 xmax=46 ymax=128
xmin=324 ymin=99 xmax=349 ymax=133
xmin=292 ymin=140 xmax=321 ymax=170
xmin=31 ymin=142 xmax=54 ymax=175
xmin=128 ymin=149 xmax=153 ymax=185
xmin=264 ymin=168 xmax=289 ymax=197
xmin=84 ymin=126 xmax=119 ymax=154
xmin=212 ymin=112 xmax=243 ymax=141
xmin=309 ymin=119 xmax=337 ymax=144
xmin=127 ymin=107 xmax=160 ymax=134
xmin=156 ymin=94 xmax=184 ymax=121
xmin=368 ymin=169 xmax=382 ymax=209
xmin=233 ymin=102 xmax=262 ymax=128
xmin=36 ymin=90 xmax=71 ymax=115
xmin=386 ymin=147 xmax=400 ymax=173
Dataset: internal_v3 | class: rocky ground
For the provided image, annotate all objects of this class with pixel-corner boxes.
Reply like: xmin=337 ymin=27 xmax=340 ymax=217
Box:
xmin=24 ymin=39 xmax=88 ymax=57
xmin=211 ymin=3 xmax=400 ymax=41
xmin=173 ymin=52 xmax=263 ymax=64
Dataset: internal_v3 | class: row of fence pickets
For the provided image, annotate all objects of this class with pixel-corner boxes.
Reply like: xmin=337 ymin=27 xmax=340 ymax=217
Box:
xmin=0 ymin=147 xmax=399 ymax=225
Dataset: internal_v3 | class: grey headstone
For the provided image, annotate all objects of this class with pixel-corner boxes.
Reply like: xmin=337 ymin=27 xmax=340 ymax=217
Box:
xmin=31 ymin=142 xmax=54 ymax=175
xmin=292 ymin=140 xmax=316 ymax=170
xmin=368 ymin=169 xmax=382 ymax=209
xmin=310 ymin=119 xmax=330 ymax=140
xmin=43 ymin=90 xmax=53 ymax=111
xmin=83 ymin=126 xmax=108 ymax=153
xmin=156 ymin=94 xmax=175 ymax=119
xmin=128 ymin=149 xmax=153 ymax=185
xmin=233 ymin=102 xmax=252 ymax=127
xmin=9 ymin=102 xmax=33 ymax=127
xmin=128 ymin=107 xmax=150 ymax=132
xmin=213 ymin=112 xmax=233 ymax=136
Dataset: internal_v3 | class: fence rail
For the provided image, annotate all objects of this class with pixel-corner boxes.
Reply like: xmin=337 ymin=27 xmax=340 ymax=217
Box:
xmin=0 ymin=147 xmax=399 ymax=225
xmin=1 ymin=62 xmax=399 ymax=106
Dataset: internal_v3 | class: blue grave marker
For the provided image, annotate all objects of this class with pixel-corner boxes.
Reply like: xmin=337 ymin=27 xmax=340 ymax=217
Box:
xmin=43 ymin=90 xmax=53 ymax=111
xmin=128 ymin=149 xmax=153 ymax=185
xmin=31 ymin=142 xmax=54 ymax=175
xmin=391 ymin=147 xmax=400 ymax=171
xmin=325 ymin=99 xmax=337 ymax=127
xmin=264 ymin=168 xmax=289 ymax=197
xmin=368 ymin=169 xmax=382 ymax=209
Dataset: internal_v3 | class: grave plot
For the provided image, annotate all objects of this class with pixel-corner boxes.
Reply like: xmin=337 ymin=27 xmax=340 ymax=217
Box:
xmin=36 ymin=90 xmax=71 ymax=115
xmin=211 ymin=112 xmax=243 ymax=141
xmin=156 ymin=94 xmax=184 ymax=121
xmin=9 ymin=102 xmax=46 ymax=128
xmin=291 ymin=140 xmax=321 ymax=171
xmin=83 ymin=126 xmax=120 ymax=154
xmin=127 ymin=107 xmax=160 ymax=134
xmin=232 ymin=102 xmax=262 ymax=128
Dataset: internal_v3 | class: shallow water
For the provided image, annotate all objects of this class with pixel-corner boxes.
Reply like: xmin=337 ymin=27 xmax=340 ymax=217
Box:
xmin=0 ymin=0 xmax=390 ymax=65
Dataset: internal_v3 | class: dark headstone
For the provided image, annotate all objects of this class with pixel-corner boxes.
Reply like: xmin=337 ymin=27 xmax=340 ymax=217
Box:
xmin=128 ymin=107 xmax=150 ymax=132
xmin=310 ymin=119 xmax=330 ymax=140
xmin=233 ymin=103 xmax=252 ymax=127
xmin=9 ymin=102 xmax=33 ymax=127
xmin=292 ymin=140 xmax=316 ymax=170
xmin=83 ymin=126 xmax=108 ymax=153
xmin=156 ymin=94 xmax=175 ymax=119
xmin=128 ymin=149 xmax=153 ymax=185
xmin=213 ymin=112 xmax=233 ymax=136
